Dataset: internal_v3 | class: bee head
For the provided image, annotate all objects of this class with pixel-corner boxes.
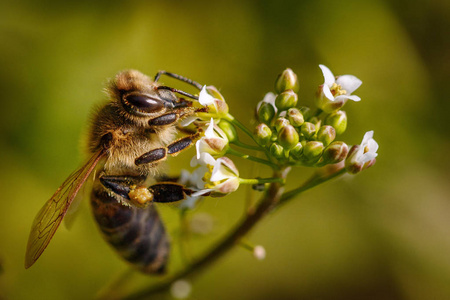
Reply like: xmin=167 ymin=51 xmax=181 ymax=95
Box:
xmin=110 ymin=70 xmax=185 ymax=118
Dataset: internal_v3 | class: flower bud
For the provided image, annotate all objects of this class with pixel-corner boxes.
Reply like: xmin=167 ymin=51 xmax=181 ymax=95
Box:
xmin=317 ymin=125 xmax=336 ymax=146
xmin=275 ymin=117 xmax=290 ymax=132
xmin=345 ymin=145 xmax=364 ymax=174
xmin=299 ymin=106 xmax=311 ymax=121
xmin=322 ymin=141 xmax=348 ymax=164
xmin=278 ymin=125 xmax=299 ymax=150
xmin=290 ymin=142 xmax=303 ymax=160
xmin=257 ymin=102 xmax=276 ymax=124
xmin=218 ymin=119 xmax=238 ymax=142
xmin=254 ymin=123 xmax=272 ymax=146
xmin=303 ymin=141 xmax=324 ymax=162
xmin=275 ymin=90 xmax=298 ymax=111
xmin=275 ymin=68 xmax=299 ymax=94
xmin=300 ymin=122 xmax=316 ymax=139
xmin=270 ymin=143 xmax=285 ymax=159
xmin=287 ymin=108 xmax=304 ymax=127
xmin=325 ymin=111 xmax=347 ymax=135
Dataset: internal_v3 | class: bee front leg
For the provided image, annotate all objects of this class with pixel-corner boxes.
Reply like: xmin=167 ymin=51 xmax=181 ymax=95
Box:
xmin=148 ymin=113 xmax=179 ymax=126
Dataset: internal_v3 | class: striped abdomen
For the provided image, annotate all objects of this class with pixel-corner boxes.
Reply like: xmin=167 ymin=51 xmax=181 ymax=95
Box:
xmin=90 ymin=182 xmax=169 ymax=274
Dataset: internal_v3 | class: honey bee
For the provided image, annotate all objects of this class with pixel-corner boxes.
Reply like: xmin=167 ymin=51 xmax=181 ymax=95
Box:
xmin=25 ymin=70 xmax=204 ymax=273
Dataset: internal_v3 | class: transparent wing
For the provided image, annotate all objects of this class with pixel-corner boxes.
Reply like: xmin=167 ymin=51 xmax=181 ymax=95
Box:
xmin=25 ymin=150 xmax=106 ymax=268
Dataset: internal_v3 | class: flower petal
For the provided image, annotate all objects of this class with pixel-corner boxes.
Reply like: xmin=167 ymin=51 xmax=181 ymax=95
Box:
xmin=322 ymin=84 xmax=335 ymax=101
xmin=199 ymin=86 xmax=215 ymax=106
xmin=191 ymin=189 xmax=214 ymax=197
xmin=361 ymin=130 xmax=374 ymax=145
xmin=335 ymin=95 xmax=361 ymax=102
xmin=319 ymin=64 xmax=335 ymax=86
xmin=214 ymin=177 xmax=240 ymax=194
xmin=361 ymin=152 xmax=378 ymax=163
xmin=367 ymin=138 xmax=379 ymax=153
xmin=210 ymin=163 xmax=234 ymax=181
xmin=336 ymin=75 xmax=362 ymax=95
xmin=204 ymin=118 xmax=215 ymax=137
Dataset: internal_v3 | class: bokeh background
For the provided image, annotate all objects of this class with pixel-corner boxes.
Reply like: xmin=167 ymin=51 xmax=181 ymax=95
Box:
xmin=1 ymin=0 xmax=449 ymax=299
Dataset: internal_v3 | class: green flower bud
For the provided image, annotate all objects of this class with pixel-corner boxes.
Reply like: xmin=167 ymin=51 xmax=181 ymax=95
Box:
xmin=275 ymin=90 xmax=298 ymax=111
xmin=290 ymin=142 xmax=303 ymax=160
xmin=287 ymin=108 xmax=304 ymax=127
xmin=325 ymin=111 xmax=347 ymax=135
xmin=317 ymin=125 xmax=336 ymax=146
xmin=218 ymin=119 xmax=238 ymax=142
xmin=300 ymin=122 xmax=316 ymax=139
xmin=278 ymin=125 xmax=299 ymax=150
xmin=303 ymin=141 xmax=324 ymax=162
xmin=275 ymin=117 xmax=290 ymax=132
xmin=275 ymin=68 xmax=299 ymax=94
xmin=299 ymin=106 xmax=311 ymax=121
xmin=270 ymin=143 xmax=285 ymax=159
xmin=254 ymin=123 xmax=272 ymax=146
xmin=322 ymin=141 xmax=349 ymax=164
xmin=257 ymin=102 xmax=276 ymax=124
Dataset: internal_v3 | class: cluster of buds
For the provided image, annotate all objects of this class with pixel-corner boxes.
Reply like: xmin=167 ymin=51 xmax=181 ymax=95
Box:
xmin=254 ymin=66 xmax=377 ymax=170
xmin=178 ymin=65 xmax=378 ymax=207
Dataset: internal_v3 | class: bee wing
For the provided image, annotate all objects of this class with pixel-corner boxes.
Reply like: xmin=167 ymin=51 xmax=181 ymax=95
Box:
xmin=25 ymin=150 xmax=106 ymax=269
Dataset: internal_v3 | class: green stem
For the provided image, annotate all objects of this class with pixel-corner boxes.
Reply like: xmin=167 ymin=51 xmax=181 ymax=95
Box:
xmin=224 ymin=113 xmax=272 ymax=160
xmin=239 ymin=177 xmax=284 ymax=185
xmin=231 ymin=140 xmax=264 ymax=152
xmin=224 ymin=113 xmax=256 ymax=142
xmin=227 ymin=148 xmax=278 ymax=169
xmin=280 ymin=167 xmax=346 ymax=204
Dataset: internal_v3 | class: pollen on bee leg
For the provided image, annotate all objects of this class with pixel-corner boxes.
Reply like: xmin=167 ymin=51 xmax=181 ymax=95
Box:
xmin=128 ymin=186 xmax=154 ymax=206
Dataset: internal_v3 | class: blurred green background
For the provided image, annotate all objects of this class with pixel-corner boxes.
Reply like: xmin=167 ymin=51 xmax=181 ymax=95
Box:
xmin=1 ymin=0 xmax=449 ymax=299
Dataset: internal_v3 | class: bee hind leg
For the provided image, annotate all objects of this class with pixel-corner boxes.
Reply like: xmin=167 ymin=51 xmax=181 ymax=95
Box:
xmin=100 ymin=175 xmax=193 ymax=204
xmin=99 ymin=175 xmax=146 ymax=200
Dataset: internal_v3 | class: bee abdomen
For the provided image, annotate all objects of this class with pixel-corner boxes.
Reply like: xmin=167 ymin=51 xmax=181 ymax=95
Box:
xmin=91 ymin=186 xmax=169 ymax=274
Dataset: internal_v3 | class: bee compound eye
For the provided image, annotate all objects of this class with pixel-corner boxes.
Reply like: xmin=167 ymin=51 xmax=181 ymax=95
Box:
xmin=123 ymin=93 xmax=164 ymax=114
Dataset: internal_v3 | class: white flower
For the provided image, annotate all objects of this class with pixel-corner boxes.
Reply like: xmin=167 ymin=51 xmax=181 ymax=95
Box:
xmin=317 ymin=64 xmax=362 ymax=112
xmin=346 ymin=130 xmax=378 ymax=174
xmin=191 ymin=154 xmax=240 ymax=197
xmin=195 ymin=118 xmax=229 ymax=159
xmin=210 ymin=157 xmax=240 ymax=190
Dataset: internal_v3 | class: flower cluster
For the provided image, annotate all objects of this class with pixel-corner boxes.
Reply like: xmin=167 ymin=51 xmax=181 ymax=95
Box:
xmin=254 ymin=66 xmax=377 ymax=170
xmin=179 ymin=65 xmax=379 ymax=208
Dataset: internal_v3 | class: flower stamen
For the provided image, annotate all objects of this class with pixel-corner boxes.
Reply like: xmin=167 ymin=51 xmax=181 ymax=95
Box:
xmin=330 ymin=83 xmax=346 ymax=96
